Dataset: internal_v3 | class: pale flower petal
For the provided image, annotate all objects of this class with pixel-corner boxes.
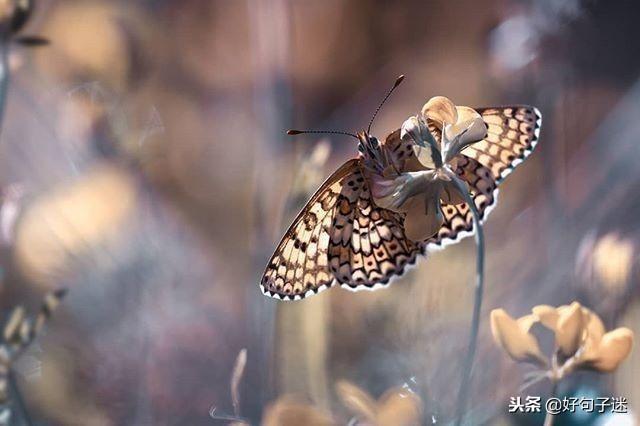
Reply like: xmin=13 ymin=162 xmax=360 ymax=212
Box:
xmin=490 ymin=309 xmax=548 ymax=366
xmin=377 ymin=387 xmax=422 ymax=426
xmin=584 ymin=327 xmax=634 ymax=372
xmin=335 ymin=380 xmax=377 ymax=423
xmin=455 ymin=105 xmax=482 ymax=123
xmin=412 ymin=144 xmax=437 ymax=169
xmin=371 ymin=170 xmax=437 ymax=212
xmin=401 ymin=116 xmax=440 ymax=167
xmin=555 ymin=302 xmax=585 ymax=357
xmin=400 ymin=116 xmax=422 ymax=142
xmin=576 ymin=316 xmax=603 ymax=362
xmin=516 ymin=314 xmax=538 ymax=332
xmin=532 ymin=305 xmax=560 ymax=330
xmin=443 ymin=117 xmax=487 ymax=161
xmin=580 ymin=308 xmax=607 ymax=362
xmin=421 ymin=96 xmax=457 ymax=127
xmin=583 ymin=308 xmax=606 ymax=341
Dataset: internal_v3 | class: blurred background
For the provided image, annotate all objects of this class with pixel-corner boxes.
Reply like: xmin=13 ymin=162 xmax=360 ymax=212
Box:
xmin=0 ymin=0 xmax=639 ymax=424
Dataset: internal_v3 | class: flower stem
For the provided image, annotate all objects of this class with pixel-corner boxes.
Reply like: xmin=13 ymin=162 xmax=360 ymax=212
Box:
xmin=543 ymin=380 xmax=558 ymax=426
xmin=450 ymin=174 xmax=485 ymax=426
xmin=8 ymin=371 xmax=33 ymax=426
xmin=0 ymin=37 xmax=9 ymax=130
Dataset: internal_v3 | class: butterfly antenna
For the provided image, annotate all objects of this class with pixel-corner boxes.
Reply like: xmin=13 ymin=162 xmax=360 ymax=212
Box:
xmin=287 ymin=129 xmax=359 ymax=140
xmin=367 ymin=74 xmax=405 ymax=134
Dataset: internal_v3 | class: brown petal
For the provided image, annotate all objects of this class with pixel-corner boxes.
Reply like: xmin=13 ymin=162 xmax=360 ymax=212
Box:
xmin=584 ymin=328 xmax=634 ymax=372
xmin=335 ymin=380 xmax=377 ymax=423
xmin=377 ymin=387 xmax=422 ymax=426
xmin=403 ymin=195 xmax=443 ymax=242
xmin=556 ymin=302 xmax=586 ymax=357
xmin=490 ymin=309 xmax=548 ymax=366
xmin=421 ymin=96 xmax=457 ymax=127
xmin=439 ymin=178 xmax=466 ymax=205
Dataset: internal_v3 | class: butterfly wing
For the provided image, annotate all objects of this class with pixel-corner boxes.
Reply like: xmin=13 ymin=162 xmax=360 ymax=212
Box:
xmin=424 ymin=155 xmax=498 ymax=250
xmin=378 ymin=127 xmax=499 ymax=249
xmin=463 ymin=106 xmax=541 ymax=183
xmin=261 ymin=159 xmax=420 ymax=300
xmin=424 ymin=106 xmax=541 ymax=249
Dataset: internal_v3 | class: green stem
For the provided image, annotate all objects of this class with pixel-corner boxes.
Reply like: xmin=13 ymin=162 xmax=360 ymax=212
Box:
xmin=450 ymin=174 xmax=485 ymax=426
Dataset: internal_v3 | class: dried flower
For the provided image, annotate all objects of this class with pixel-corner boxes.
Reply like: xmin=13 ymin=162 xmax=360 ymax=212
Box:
xmin=370 ymin=96 xmax=487 ymax=240
xmin=336 ymin=380 xmax=422 ymax=426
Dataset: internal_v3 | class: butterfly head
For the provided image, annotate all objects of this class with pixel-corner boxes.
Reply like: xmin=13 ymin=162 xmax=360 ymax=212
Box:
xmin=355 ymin=130 xmax=380 ymax=154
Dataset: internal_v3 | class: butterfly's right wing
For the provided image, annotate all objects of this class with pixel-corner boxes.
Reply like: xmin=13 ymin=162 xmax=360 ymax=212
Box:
xmin=463 ymin=106 xmax=541 ymax=183
xmin=421 ymin=155 xmax=497 ymax=250
xmin=261 ymin=158 xmax=421 ymax=300
xmin=380 ymin=129 xmax=499 ymax=250
xmin=423 ymin=106 xmax=541 ymax=249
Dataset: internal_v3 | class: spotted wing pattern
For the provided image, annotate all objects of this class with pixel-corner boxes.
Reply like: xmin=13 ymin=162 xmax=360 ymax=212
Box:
xmin=383 ymin=129 xmax=415 ymax=166
xmin=463 ymin=106 xmax=541 ymax=183
xmin=261 ymin=159 xmax=421 ymax=300
xmin=424 ymin=155 xmax=498 ymax=249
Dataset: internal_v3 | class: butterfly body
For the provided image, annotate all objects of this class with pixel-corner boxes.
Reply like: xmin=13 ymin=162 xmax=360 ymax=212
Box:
xmin=261 ymin=103 xmax=541 ymax=300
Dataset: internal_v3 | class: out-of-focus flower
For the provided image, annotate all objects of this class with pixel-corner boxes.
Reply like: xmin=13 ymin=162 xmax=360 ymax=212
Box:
xmin=488 ymin=14 xmax=538 ymax=74
xmin=490 ymin=309 xmax=547 ymax=366
xmin=0 ymin=0 xmax=49 ymax=46
xmin=491 ymin=302 xmax=634 ymax=381
xmin=0 ymin=0 xmax=31 ymax=35
xmin=576 ymin=232 xmax=635 ymax=294
xmin=39 ymin=2 xmax=135 ymax=90
xmin=370 ymin=96 xmax=487 ymax=241
xmin=262 ymin=395 xmax=334 ymax=426
xmin=14 ymin=164 xmax=136 ymax=288
xmin=335 ymin=380 xmax=422 ymax=426
xmin=533 ymin=302 xmax=634 ymax=373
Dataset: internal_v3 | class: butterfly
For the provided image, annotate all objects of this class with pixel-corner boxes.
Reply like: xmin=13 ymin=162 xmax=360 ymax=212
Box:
xmin=261 ymin=76 xmax=541 ymax=300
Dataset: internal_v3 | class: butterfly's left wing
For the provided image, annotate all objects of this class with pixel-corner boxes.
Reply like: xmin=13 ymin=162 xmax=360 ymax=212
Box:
xmin=261 ymin=158 xmax=421 ymax=300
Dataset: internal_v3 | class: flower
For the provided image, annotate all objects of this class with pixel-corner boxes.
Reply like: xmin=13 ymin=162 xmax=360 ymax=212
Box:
xmin=490 ymin=309 xmax=548 ymax=367
xmin=491 ymin=302 xmax=634 ymax=378
xmin=370 ymin=96 xmax=487 ymax=241
xmin=262 ymin=395 xmax=334 ymax=426
xmin=335 ymin=380 xmax=422 ymax=426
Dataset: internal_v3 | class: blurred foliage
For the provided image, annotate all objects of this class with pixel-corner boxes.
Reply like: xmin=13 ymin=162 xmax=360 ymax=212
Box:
xmin=0 ymin=0 xmax=637 ymax=424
